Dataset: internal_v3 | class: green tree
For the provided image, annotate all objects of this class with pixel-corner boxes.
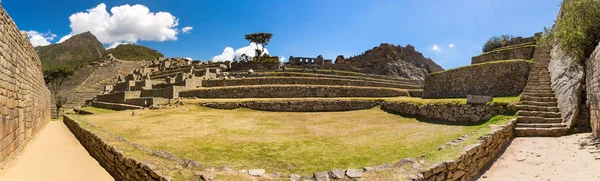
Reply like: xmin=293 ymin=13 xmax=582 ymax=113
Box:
xmin=554 ymin=0 xmax=600 ymax=61
xmin=244 ymin=33 xmax=274 ymax=62
xmin=43 ymin=66 xmax=74 ymax=115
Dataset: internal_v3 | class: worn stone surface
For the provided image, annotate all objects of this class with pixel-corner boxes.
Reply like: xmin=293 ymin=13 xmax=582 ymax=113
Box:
xmin=202 ymin=76 xmax=419 ymax=89
xmin=345 ymin=169 xmax=363 ymax=178
xmin=180 ymin=85 xmax=409 ymax=98
xmin=381 ymin=102 xmax=509 ymax=123
xmin=314 ymin=171 xmax=330 ymax=181
xmin=549 ymin=44 xmax=584 ymax=128
xmin=248 ymin=169 xmax=265 ymax=177
xmin=328 ymin=169 xmax=345 ymax=179
xmin=467 ymin=95 xmax=493 ymax=105
xmin=423 ymin=60 xmax=530 ymax=98
xmin=202 ymin=100 xmax=382 ymax=112
xmin=0 ymin=6 xmax=51 ymax=164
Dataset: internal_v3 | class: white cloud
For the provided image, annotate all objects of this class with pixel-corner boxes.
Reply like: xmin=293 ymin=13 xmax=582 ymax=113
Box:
xmin=432 ymin=45 xmax=440 ymax=52
xmin=57 ymin=34 xmax=72 ymax=43
xmin=279 ymin=56 xmax=286 ymax=62
xmin=107 ymin=42 xmax=131 ymax=49
xmin=64 ymin=3 xmax=185 ymax=46
xmin=212 ymin=43 xmax=269 ymax=62
xmin=449 ymin=44 xmax=455 ymax=48
xmin=182 ymin=27 xmax=193 ymax=33
xmin=184 ymin=57 xmax=192 ymax=61
xmin=24 ymin=30 xmax=56 ymax=47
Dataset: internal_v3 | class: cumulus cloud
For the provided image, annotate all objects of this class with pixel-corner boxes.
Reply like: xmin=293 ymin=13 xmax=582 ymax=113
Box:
xmin=212 ymin=43 xmax=269 ymax=62
xmin=61 ymin=3 xmax=186 ymax=46
xmin=449 ymin=44 xmax=455 ymax=48
xmin=24 ymin=31 xmax=56 ymax=47
xmin=432 ymin=45 xmax=440 ymax=52
xmin=182 ymin=27 xmax=193 ymax=33
xmin=57 ymin=34 xmax=72 ymax=43
xmin=107 ymin=41 xmax=132 ymax=49
xmin=184 ymin=57 xmax=192 ymax=61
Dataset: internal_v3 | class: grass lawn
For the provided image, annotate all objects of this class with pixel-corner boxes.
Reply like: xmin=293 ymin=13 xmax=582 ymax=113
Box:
xmin=75 ymin=105 xmax=514 ymax=176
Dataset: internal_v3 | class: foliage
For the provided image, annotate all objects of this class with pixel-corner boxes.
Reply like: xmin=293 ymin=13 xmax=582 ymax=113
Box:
xmin=554 ymin=0 xmax=600 ymax=61
xmin=243 ymin=32 xmax=279 ymax=63
xmin=233 ymin=53 xmax=252 ymax=62
xmin=105 ymin=44 xmax=164 ymax=61
xmin=482 ymin=35 xmax=515 ymax=52
xmin=43 ymin=65 xmax=75 ymax=93
xmin=244 ymin=32 xmax=273 ymax=48
xmin=55 ymin=96 xmax=67 ymax=110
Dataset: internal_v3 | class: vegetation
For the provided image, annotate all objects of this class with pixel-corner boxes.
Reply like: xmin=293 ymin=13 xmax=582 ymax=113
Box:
xmin=553 ymin=0 xmax=600 ymax=61
xmin=105 ymin=44 xmax=164 ymax=61
xmin=482 ymin=35 xmax=514 ymax=52
xmin=243 ymin=32 xmax=279 ymax=63
xmin=43 ymin=66 xmax=74 ymax=114
xmin=36 ymin=32 xmax=105 ymax=72
xmin=77 ymin=105 xmax=515 ymax=175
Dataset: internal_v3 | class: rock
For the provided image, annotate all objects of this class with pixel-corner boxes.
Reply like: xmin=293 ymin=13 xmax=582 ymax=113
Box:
xmin=550 ymin=44 xmax=584 ymax=130
xmin=289 ymin=174 xmax=301 ymax=181
xmin=363 ymin=167 xmax=375 ymax=172
xmin=466 ymin=95 xmax=492 ymax=105
xmin=346 ymin=169 xmax=363 ymax=178
xmin=248 ymin=169 xmax=265 ymax=177
xmin=374 ymin=163 xmax=393 ymax=170
xmin=314 ymin=172 xmax=329 ymax=181
xmin=409 ymin=173 xmax=424 ymax=181
xmin=220 ymin=166 xmax=232 ymax=172
xmin=239 ymin=169 xmax=248 ymax=174
xmin=131 ymin=110 xmax=139 ymax=116
xmin=270 ymin=172 xmax=283 ymax=178
xmin=395 ymin=158 xmax=417 ymax=167
xmin=200 ymin=174 xmax=215 ymax=181
xmin=329 ymin=169 xmax=345 ymax=179
xmin=516 ymin=156 xmax=526 ymax=162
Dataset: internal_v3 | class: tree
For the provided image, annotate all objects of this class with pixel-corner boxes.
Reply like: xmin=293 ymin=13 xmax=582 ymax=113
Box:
xmin=245 ymin=33 xmax=273 ymax=61
xmin=234 ymin=53 xmax=252 ymax=62
xmin=43 ymin=66 xmax=74 ymax=117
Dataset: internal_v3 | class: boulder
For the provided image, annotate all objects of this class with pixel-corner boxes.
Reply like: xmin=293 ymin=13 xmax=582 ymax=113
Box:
xmin=466 ymin=95 xmax=492 ymax=105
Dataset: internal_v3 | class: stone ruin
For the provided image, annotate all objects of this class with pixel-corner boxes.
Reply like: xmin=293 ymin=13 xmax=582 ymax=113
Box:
xmin=288 ymin=55 xmax=333 ymax=67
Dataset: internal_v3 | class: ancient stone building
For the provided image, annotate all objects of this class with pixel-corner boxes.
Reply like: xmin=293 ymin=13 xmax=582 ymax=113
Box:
xmin=288 ymin=55 xmax=333 ymax=66
xmin=0 ymin=6 xmax=51 ymax=164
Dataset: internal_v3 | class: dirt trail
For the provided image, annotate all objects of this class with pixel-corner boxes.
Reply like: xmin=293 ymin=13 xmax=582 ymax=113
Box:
xmin=0 ymin=121 xmax=114 ymax=181
xmin=478 ymin=133 xmax=600 ymax=181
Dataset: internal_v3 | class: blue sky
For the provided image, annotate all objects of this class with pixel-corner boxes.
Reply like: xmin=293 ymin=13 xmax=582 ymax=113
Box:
xmin=4 ymin=0 xmax=561 ymax=69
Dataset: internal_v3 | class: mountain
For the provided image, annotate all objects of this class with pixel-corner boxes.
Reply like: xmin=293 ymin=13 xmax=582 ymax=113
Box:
xmin=344 ymin=43 xmax=443 ymax=80
xmin=35 ymin=31 xmax=105 ymax=71
xmin=105 ymin=44 xmax=164 ymax=61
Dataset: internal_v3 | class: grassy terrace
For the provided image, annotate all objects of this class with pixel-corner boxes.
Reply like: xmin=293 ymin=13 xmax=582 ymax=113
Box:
xmin=478 ymin=41 xmax=536 ymax=56
xmin=429 ymin=59 xmax=530 ymax=75
xmin=180 ymin=95 xmax=521 ymax=105
xmin=71 ymin=96 xmax=519 ymax=179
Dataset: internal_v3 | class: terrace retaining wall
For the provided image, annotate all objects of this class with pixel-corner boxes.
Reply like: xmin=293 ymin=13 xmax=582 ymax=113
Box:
xmin=202 ymin=77 xmax=419 ymax=89
xmin=472 ymin=45 xmax=535 ymax=64
xmin=180 ymin=85 xmax=409 ymax=98
xmin=140 ymin=86 xmax=185 ymax=99
xmin=91 ymin=102 xmax=142 ymax=111
xmin=0 ymin=6 xmax=51 ymax=164
xmin=423 ymin=60 xmax=530 ymax=98
xmin=63 ymin=116 xmax=169 ymax=181
xmin=96 ymin=91 xmax=141 ymax=104
xmin=203 ymin=100 xmax=383 ymax=112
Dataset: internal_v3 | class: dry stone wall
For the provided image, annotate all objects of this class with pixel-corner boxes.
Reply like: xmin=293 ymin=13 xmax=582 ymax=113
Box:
xmin=96 ymin=91 xmax=141 ymax=104
xmin=423 ymin=60 xmax=530 ymax=98
xmin=414 ymin=120 xmax=516 ymax=181
xmin=0 ymin=6 xmax=51 ymax=164
xmin=586 ymin=43 xmax=600 ymax=137
xmin=202 ymin=77 xmax=419 ymax=89
xmin=180 ymin=85 xmax=408 ymax=98
xmin=91 ymin=102 xmax=142 ymax=111
xmin=381 ymin=102 xmax=511 ymax=123
xmin=203 ymin=100 xmax=382 ymax=112
xmin=63 ymin=116 xmax=168 ymax=181
xmin=472 ymin=45 xmax=535 ymax=64
xmin=140 ymin=86 xmax=185 ymax=99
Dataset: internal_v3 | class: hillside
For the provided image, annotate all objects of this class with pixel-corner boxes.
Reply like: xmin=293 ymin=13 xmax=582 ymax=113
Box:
xmin=35 ymin=31 xmax=105 ymax=71
xmin=105 ymin=44 xmax=164 ymax=61
xmin=344 ymin=43 xmax=444 ymax=80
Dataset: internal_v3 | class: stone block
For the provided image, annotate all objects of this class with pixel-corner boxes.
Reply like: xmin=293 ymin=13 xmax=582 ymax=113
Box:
xmin=466 ymin=95 xmax=492 ymax=105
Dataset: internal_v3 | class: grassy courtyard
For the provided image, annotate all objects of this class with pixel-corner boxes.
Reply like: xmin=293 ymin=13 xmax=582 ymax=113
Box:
xmin=73 ymin=105 xmax=514 ymax=176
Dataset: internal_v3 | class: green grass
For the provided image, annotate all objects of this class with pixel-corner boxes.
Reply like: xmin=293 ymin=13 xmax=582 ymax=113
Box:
xmin=479 ymin=42 xmax=536 ymax=56
xmin=76 ymin=106 xmax=117 ymax=114
xmin=76 ymin=105 xmax=515 ymax=175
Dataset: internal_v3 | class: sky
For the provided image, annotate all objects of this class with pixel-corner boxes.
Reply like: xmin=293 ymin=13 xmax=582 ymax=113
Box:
xmin=3 ymin=0 xmax=562 ymax=69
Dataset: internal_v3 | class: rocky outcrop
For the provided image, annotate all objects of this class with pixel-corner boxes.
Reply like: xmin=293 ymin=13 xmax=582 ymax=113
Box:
xmin=36 ymin=31 xmax=106 ymax=70
xmin=548 ymin=44 xmax=584 ymax=129
xmin=341 ymin=43 xmax=444 ymax=80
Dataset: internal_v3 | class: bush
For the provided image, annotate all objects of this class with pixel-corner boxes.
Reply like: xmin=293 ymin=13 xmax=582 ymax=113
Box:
xmin=482 ymin=35 xmax=515 ymax=52
xmin=554 ymin=0 xmax=600 ymax=61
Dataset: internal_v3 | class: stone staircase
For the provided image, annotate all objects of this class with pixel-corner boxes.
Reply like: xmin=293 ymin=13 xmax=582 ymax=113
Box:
xmin=515 ymin=45 xmax=569 ymax=137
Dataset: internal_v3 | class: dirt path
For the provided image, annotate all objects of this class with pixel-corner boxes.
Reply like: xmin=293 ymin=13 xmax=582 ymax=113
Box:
xmin=0 ymin=121 xmax=114 ymax=181
xmin=478 ymin=133 xmax=600 ymax=181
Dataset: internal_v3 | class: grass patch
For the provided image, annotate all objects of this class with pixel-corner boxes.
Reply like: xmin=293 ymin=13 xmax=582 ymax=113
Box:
xmin=76 ymin=106 xmax=117 ymax=114
xmin=479 ymin=42 xmax=536 ymax=56
xmin=76 ymin=105 xmax=515 ymax=175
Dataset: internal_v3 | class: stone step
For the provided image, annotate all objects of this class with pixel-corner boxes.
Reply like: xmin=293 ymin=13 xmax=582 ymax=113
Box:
xmin=515 ymin=105 xmax=559 ymax=112
xmin=522 ymin=89 xmax=554 ymax=94
xmin=521 ymin=95 xmax=557 ymax=102
xmin=519 ymin=101 xmax=558 ymax=107
xmin=515 ymin=127 xmax=569 ymax=137
xmin=517 ymin=116 xmax=562 ymax=123
xmin=522 ymin=92 xmax=555 ymax=97
xmin=516 ymin=123 xmax=567 ymax=128
xmin=517 ymin=110 xmax=561 ymax=118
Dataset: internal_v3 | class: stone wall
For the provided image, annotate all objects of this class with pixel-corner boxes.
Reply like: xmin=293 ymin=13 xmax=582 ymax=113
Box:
xmin=586 ymin=43 xmax=600 ymax=137
xmin=0 ymin=6 xmax=51 ymax=164
xmin=202 ymin=100 xmax=382 ymax=112
xmin=96 ymin=91 xmax=141 ymax=104
xmin=414 ymin=120 xmax=516 ymax=180
xmin=202 ymin=77 xmax=419 ymax=89
xmin=229 ymin=62 xmax=280 ymax=71
xmin=140 ymin=86 xmax=185 ymax=99
xmin=472 ymin=45 xmax=535 ymax=64
xmin=180 ymin=85 xmax=408 ymax=98
xmin=91 ymin=102 xmax=142 ymax=111
xmin=124 ymin=97 xmax=165 ymax=107
xmin=63 ymin=116 xmax=167 ymax=180
xmin=423 ymin=60 xmax=530 ymax=98
xmin=381 ymin=102 xmax=511 ymax=123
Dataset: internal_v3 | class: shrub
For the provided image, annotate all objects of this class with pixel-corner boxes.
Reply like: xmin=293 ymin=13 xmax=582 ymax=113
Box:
xmin=482 ymin=35 xmax=514 ymax=52
xmin=554 ymin=0 xmax=600 ymax=61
